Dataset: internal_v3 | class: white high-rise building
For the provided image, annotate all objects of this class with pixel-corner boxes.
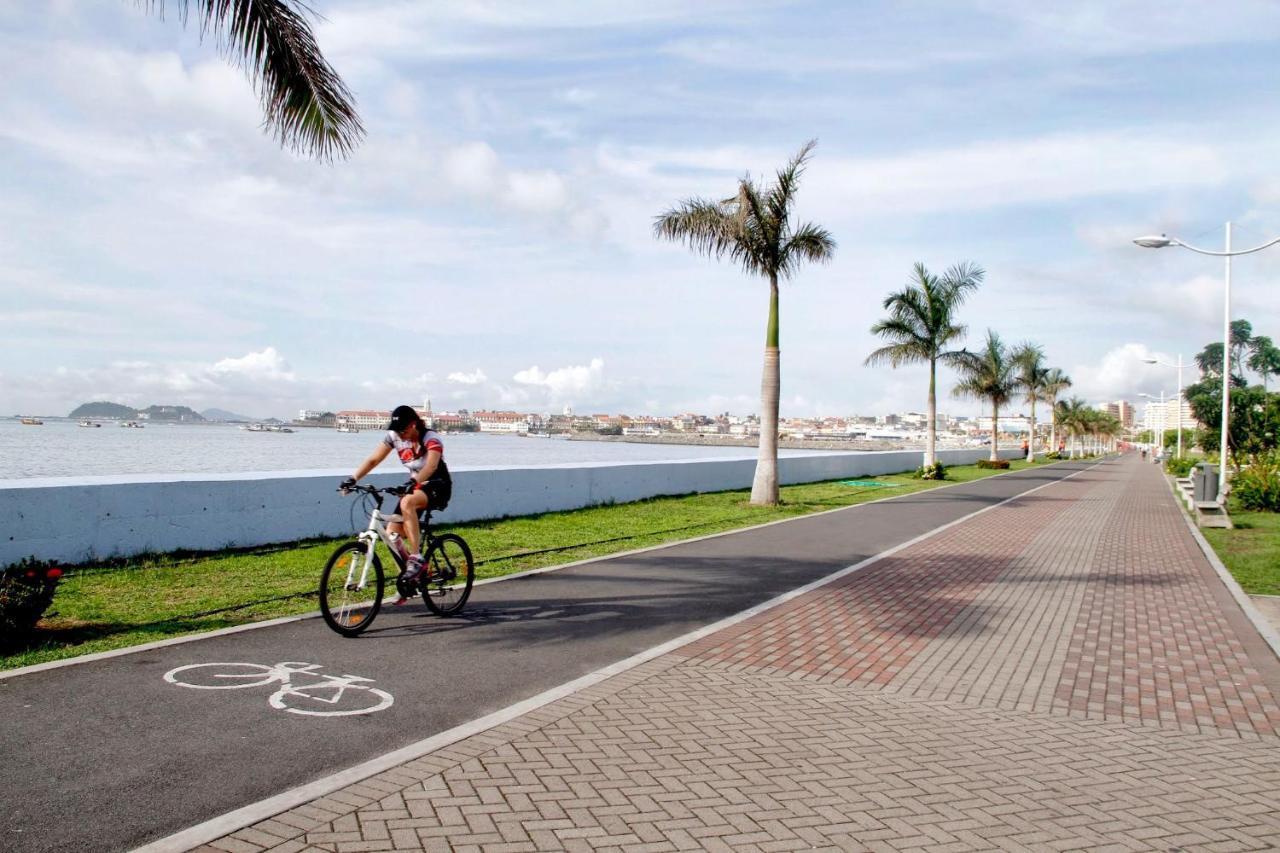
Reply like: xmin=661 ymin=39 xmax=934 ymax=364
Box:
xmin=1141 ymin=398 xmax=1196 ymax=435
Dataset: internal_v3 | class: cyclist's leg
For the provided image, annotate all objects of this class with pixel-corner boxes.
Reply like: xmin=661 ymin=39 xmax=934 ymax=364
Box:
xmin=399 ymin=491 xmax=429 ymax=554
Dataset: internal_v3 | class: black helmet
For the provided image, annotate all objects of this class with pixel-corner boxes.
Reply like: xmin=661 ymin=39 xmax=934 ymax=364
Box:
xmin=386 ymin=405 xmax=419 ymax=433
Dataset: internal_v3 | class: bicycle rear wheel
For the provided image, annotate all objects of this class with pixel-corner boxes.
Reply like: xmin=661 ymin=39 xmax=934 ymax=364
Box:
xmin=319 ymin=541 xmax=384 ymax=636
xmin=421 ymin=533 xmax=474 ymax=616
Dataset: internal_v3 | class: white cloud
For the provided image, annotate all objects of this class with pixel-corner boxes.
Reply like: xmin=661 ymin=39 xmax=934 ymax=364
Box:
xmin=513 ymin=358 xmax=608 ymax=400
xmin=211 ymin=347 xmax=296 ymax=381
xmin=447 ymin=369 xmax=488 ymax=384
xmin=1069 ymin=343 xmax=1179 ymax=403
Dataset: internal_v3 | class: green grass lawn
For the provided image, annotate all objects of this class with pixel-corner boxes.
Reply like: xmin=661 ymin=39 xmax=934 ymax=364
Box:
xmin=1202 ymin=503 xmax=1280 ymax=597
xmin=2 ymin=457 xmax=1057 ymax=671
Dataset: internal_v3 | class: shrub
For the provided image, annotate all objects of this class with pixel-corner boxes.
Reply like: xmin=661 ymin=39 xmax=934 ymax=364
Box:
xmin=912 ymin=461 xmax=947 ymax=480
xmin=0 ymin=558 xmax=63 ymax=646
xmin=1233 ymin=453 xmax=1280 ymax=512
xmin=1044 ymin=451 xmax=1062 ymax=460
xmin=976 ymin=459 xmax=1010 ymax=470
xmin=1165 ymin=456 xmax=1196 ymax=478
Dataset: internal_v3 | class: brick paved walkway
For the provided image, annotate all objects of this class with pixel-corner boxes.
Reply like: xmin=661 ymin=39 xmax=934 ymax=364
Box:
xmin=200 ymin=457 xmax=1280 ymax=852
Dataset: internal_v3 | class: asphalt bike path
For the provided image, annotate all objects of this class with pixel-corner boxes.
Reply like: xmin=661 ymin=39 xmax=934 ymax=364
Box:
xmin=0 ymin=462 xmax=1092 ymax=852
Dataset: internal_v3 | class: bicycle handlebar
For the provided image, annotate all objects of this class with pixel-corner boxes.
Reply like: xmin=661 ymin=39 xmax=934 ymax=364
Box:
xmin=338 ymin=484 xmax=410 ymax=497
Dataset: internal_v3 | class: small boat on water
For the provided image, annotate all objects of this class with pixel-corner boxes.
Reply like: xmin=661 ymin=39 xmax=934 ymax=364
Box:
xmin=119 ymin=421 xmax=144 ymax=428
xmin=20 ymin=417 xmax=43 ymax=425
xmin=78 ymin=421 xmax=102 ymax=428
xmin=336 ymin=425 xmax=359 ymax=433
xmin=243 ymin=423 xmax=293 ymax=433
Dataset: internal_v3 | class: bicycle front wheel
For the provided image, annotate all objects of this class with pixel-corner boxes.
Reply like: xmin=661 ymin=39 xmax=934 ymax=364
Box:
xmin=422 ymin=533 xmax=474 ymax=616
xmin=320 ymin=541 xmax=384 ymax=636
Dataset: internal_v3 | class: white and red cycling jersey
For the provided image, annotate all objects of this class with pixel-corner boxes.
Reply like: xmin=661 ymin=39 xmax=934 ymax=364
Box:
xmin=381 ymin=428 xmax=447 ymax=481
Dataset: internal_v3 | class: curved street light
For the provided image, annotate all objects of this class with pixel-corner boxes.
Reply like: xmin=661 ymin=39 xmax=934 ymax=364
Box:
xmin=1133 ymin=222 xmax=1280 ymax=503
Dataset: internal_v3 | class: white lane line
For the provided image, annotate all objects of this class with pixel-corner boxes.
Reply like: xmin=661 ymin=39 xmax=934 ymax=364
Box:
xmin=2 ymin=460 xmax=1079 ymax=682
xmin=131 ymin=459 xmax=1104 ymax=853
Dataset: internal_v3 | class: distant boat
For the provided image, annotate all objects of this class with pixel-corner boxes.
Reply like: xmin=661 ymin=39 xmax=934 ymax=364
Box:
xmin=78 ymin=421 xmax=102 ymax=428
xmin=119 ymin=421 xmax=144 ymax=428
xmin=336 ymin=425 xmax=359 ymax=433
xmin=243 ymin=423 xmax=293 ymax=433
xmin=243 ymin=423 xmax=266 ymax=432
xmin=20 ymin=417 xmax=43 ymax=425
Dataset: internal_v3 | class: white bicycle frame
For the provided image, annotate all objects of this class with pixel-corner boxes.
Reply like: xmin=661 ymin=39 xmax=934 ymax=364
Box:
xmin=347 ymin=500 xmax=414 ymax=592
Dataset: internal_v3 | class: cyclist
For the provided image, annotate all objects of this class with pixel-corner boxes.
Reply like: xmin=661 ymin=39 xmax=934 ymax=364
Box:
xmin=340 ymin=405 xmax=452 ymax=581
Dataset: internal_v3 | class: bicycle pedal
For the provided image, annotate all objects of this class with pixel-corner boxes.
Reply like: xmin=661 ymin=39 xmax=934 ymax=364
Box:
xmin=392 ymin=596 xmax=412 ymax=606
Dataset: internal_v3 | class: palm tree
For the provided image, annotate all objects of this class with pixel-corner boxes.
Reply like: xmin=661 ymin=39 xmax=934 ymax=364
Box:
xmin=1096 ymin=412 xmax=1122 ymax=453
xmin=1055 ymin=396 xmax=1089 ymax=458
xmin=865 ymin=262 xmax=985 ymax=468
xmin=953 ymin=330 xmax=1017 ymax=462
xmin=1012 ymin=343 xmax=1048 ymax=461
xmin=1041 ymin=368 xmax=1072 ymax=453
xmin=139 ymin=1 xmax=363 ymax=159
xmin=1248 ymin=336 xmax=1280 ymax=391
xmin=654 ymin=141 xmax=836 ymax=505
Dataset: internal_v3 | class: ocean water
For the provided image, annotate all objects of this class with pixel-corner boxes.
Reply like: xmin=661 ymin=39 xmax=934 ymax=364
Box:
xmin=0 ymin=419 xmax=834 ymax=481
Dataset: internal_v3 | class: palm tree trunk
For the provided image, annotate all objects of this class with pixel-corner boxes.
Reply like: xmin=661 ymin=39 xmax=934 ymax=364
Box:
xmin=990 ymin=402 xmax=999 ymax=462
xmin=1027 ymin=399 xmax=1036 ymax=462
xmin=1049 ymin=399 xmax=1057 ymax=454
xmin=925 ymin=359 xmax=937 ymax=468
xmin=750 ymin=278 xmax=781 ymax=506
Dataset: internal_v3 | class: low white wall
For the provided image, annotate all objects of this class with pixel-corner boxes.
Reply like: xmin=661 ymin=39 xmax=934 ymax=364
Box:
xmin=0 ymin=448 xmax=1020 ymax=566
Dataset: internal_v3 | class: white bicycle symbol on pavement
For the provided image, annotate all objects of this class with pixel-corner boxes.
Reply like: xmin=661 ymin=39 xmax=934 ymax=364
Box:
xmin=163 ymin=661 xmax=394 ymax=717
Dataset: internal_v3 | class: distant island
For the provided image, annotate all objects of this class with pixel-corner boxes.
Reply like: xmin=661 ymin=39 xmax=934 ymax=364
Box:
xmin=201 ymin=407 xmax=258 ymax=423
xmin=68 ymin=401 xmax=207 ymax=422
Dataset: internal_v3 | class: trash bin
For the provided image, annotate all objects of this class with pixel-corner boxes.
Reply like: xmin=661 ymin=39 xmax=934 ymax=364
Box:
xmin=1193 ymin=463 xmax=1219 ymax=503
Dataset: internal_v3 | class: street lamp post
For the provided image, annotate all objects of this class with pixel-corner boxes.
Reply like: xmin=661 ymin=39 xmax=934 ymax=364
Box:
xmin=1139 ymin=391 xmax=1166 ymax=459
xmin=1134 ymin=223 xmax=1280 ymax=504
xmin=1143 ymin=354 xmax=1184 ymax=459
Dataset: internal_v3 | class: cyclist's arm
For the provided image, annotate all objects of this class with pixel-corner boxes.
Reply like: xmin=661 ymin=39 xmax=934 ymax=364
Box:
xmin=413 ymin=449 xmax=442 ymax=484
xmin=351 ymin=443 xmax=392 ymax=481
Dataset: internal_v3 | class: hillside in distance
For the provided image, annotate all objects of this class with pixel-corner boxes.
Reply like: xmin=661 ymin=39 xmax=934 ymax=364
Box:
xmin=68 ymin=401 xmax=135 ymax=419
xmin=201 ymin=407 xmax=258 ymax=422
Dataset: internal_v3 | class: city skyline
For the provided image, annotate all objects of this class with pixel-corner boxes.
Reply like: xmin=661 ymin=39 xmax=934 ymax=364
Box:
xmin=4 ymin=3 xmax=1280 ymax=419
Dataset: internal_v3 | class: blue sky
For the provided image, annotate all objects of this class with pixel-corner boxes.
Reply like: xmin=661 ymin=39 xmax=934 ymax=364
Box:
xmin=3 ymin=1 xmax=1280 ymax=419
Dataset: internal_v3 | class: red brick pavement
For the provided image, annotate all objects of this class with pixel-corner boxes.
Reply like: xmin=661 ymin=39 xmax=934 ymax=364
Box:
xmin=200 ymin=457 xmax=1280 ymax=852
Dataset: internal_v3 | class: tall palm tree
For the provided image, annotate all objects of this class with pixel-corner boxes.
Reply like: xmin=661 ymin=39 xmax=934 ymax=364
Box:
xmin=865 ymin=262 xmax=985 ymax=468
xmin=1041 ymin=368 xmax=1072 ymax=453
xmin=139 ymin=1 xmax=364 ymax=159
xmin=654 ymin=141 xmax=836 ymax=505
xmin=953 ymin=330 xmax=1017 ymax=462
xmin=1012 ymin=343 xmax=1048 ymax=462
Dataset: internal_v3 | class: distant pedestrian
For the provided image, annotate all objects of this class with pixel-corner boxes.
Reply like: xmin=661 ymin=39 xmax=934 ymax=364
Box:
xmin=1141 ymin=447 xmax=1147 ymax=460
xmin=1021 ymin=439 xmax=1029 ymax=457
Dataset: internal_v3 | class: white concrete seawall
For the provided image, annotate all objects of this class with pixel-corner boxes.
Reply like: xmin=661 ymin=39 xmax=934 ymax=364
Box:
xmin=0 ymin=448 xmax=1020 ymax=566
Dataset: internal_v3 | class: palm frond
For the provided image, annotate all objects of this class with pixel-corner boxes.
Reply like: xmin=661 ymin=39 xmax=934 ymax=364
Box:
xmin=778 ymin=222 xmax=835 ymax=279
xmin=653 ymin=199 xmax=737 ymax=258
xmin=143 ymin=0 xmax=364 ymax=160
xmin=766 ymin=139 xmax=816 ymax=226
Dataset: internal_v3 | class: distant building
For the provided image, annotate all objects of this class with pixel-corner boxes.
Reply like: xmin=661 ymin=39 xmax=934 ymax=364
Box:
xmin=336 ymin=410 xmax=390 ymax=430
xmin=1100 ymin=400 xmax=1136 ymax=430
xmin=474 ymin=410 xmax=531 ymax=433
xmin=1141 ymin=398 xmax=1197 ymax=435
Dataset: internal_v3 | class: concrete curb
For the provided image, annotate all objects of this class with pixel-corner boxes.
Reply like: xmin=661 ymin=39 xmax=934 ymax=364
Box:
xmin=1165 ymin=473 xmax=1280 ymax=662
xmin=130 ymin=460 xmax=1104 ymax=853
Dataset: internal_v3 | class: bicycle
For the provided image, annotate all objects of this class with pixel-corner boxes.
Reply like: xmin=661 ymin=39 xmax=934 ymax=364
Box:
xmin=320 ymin=484 xmax=475 ymax=636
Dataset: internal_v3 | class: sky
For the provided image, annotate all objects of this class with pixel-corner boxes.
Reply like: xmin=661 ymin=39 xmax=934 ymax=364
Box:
xmin=3 ymin=1 xmax=1280 ymax=421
